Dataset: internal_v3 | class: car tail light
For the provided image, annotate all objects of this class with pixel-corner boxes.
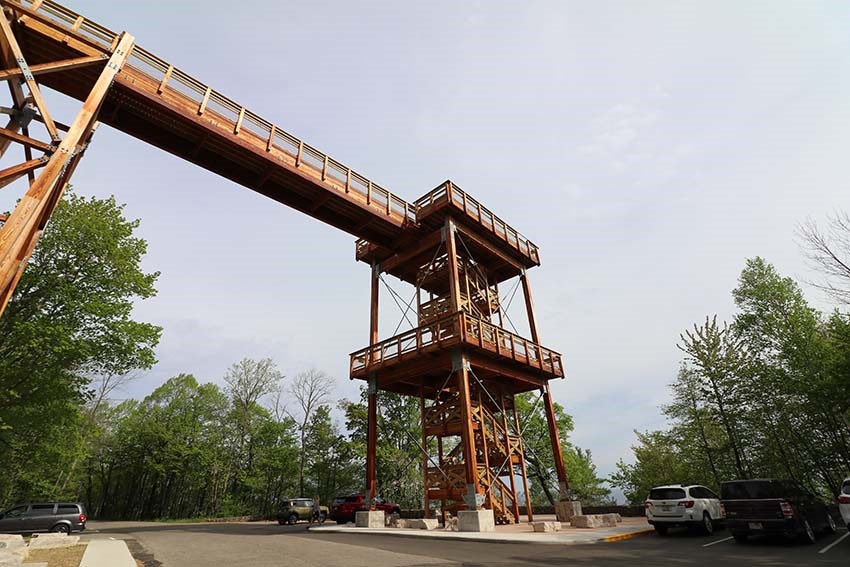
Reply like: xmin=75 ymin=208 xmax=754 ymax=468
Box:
xmin=678 ymin=500 xmax=695 ymax=508
xmin=644 ymin=500 xmax=653 ymax=508
xmin=780 ymin=501 xmax=794 ymax=518
xmin=839 ymin=495 xmax=850 ymax=505
xmin=720 ymin=503 xmax=726 ymax=517
xmin=79 ymin=514 xmax=87 ymax=523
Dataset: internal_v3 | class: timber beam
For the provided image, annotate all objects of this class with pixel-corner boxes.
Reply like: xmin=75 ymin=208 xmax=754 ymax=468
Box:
xmin=0 ymin=156 xmax=47 ymax=187
xmin=0 ymin=54 xmax=107 ymax=81
xmin=0 ymin=126 xmax=53 ymax=152
xmin=381 ymin=229 xmax=443 ymax=274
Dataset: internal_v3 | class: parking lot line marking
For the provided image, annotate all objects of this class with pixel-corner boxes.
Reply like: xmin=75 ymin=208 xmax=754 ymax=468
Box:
xmin=702 ymin=536 xmax=733 ymax=547
xmin=818 ymin=532 xmax=849 ymax=554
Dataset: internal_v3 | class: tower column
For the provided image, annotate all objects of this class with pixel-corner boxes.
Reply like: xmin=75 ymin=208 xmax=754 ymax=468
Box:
xmin=365 ymin=262 xmax=379 ymax=508
xmin=521 ymin=270 xmax=569 ymax=500
xmin=454 ymin=350 xmax=482 ymax=510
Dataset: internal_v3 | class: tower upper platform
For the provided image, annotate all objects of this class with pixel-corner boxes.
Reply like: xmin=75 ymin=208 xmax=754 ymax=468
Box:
xmin=356 ymin=181 xmax=540 ymax=288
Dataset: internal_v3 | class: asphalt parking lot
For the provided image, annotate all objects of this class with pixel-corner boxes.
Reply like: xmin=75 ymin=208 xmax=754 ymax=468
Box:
xmin=87 ymin=521 xmax=850 ymax=566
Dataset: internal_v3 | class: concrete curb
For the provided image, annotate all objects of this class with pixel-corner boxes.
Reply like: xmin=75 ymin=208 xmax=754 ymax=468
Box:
xmin=80 ymin=539 xmax=135 ymax=567
xmin=602 ymin=529 xmax=655 ymax=543
xmin=308 ymin=524 xmax=655 ymax=546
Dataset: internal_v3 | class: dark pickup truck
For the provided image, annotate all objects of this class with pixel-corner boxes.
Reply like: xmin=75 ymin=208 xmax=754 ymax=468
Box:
xmin=721 ymin=479 xmax=837 ymax=543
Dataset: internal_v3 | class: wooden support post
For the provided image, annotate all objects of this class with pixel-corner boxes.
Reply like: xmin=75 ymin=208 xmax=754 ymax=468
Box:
xmin=543 ymin=383 xmax=569 ymax=500
xmin=366 ymin=376 xmax=377 ymax=509
xmin=0 ymin=33 xmax=134 ymax=318
xmin=521 ymin=269 xmax=569 ymax=499
xmin=445 ymin=218 xmax=463 ymax=314
xmin=157 ymin=65 xmax=173 ymax=94
xmin=454 ymin=350 xmax=481 ymax=509
xmin=420 ymin=381 xmax=430 ymax=519
xmin=0 ymin=12 xmax=59 ymax=140
xmin=364 ymin=261 xmax=380 ymax=508
xmin=512 ymin=398 xmax=534 ymax=522
xmin=520 ymin=270 xmax=539 ymax=344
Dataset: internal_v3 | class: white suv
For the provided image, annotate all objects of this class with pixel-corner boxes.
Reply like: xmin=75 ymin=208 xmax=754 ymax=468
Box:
xmin=645 ymin=484 xmax=724 ymax=535
xmin=840 ymin=477 xmax=850 ymax=530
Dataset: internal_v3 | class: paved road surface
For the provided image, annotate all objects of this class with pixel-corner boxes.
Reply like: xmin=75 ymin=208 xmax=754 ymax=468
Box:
xmin=86 ymin=520 xmax=850 ymax=567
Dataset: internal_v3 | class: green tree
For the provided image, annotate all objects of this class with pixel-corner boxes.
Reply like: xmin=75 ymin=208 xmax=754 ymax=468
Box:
xmin=0 ymin=192 xmax=160 ymax=504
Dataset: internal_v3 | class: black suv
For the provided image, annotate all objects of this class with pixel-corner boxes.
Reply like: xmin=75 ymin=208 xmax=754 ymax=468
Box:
xmin=721 ymin=479 xmax=836 ymax=543
xmin=0 ymin=502 xmax=87 ymax=534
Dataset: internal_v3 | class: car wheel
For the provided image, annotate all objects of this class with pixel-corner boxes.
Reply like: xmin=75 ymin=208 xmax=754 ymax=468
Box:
xmin=732 ymin=532 xmax=748 ymax=543
xmin=702 ymin=512 xmax=714 ymax=535
xmin=825 ymin=514 xmax=837 ymax=534
xmin=800 ymin=518 xmax=817 ymax=544
xmin=288 ymin=513 xmax=298 ymax=525
xmin=654 ymin=525 xmax=668 ymax=536
xmin=50 ymin=524 xmax=70 ymax=535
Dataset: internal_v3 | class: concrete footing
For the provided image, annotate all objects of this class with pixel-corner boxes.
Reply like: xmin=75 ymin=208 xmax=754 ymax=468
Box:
xmin=457 ymin=509 xmax=495 ymax=532
xmin=355 ymin=510 xmax=385 ymax=528
xmin=554 ymin=500 xmax=582 ymax=523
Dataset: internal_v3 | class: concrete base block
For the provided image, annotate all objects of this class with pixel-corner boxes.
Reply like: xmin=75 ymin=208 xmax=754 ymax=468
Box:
xmin=443 ymin=517 xmax=458 ymax=531
xmin=0 ymin=552 xmax=22 ymax=567
xmin=554 ymin=500 xmax=582 ymax=523
xmin=601 ymin=513 xmax=619 ymax=527
xmin=408 ymin=518 xmax=439 ymax=530
xmin=531 ymin=521 xmax=562 ymax=533
xmin=28 ymin=534 xmax=79 ymax=549
xmin=0 ymin=536 xmax=24 ymax=551
xmin=572 ymin=514 xmax=603 ymax=528
xmin=355 ymin=510 xmax=385 ymax=528
xmin=458 ymin=509 xmax=495 ymax=532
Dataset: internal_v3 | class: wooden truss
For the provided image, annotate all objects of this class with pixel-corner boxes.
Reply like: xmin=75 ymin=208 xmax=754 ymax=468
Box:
xmin=0 ymin=5 xmax=134 ymax=314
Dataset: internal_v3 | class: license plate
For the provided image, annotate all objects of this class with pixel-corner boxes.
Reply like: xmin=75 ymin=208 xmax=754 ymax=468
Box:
xmin=748 ymin=522 xmax=763 ymax=530
xmin=661 ymin=506 xmax=672 ymax=512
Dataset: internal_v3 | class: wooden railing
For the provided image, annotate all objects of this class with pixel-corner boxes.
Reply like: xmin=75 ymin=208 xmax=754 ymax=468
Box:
xmin=9 ymin=0 xmax=417 ymax=227
xmin=415 ymin=181 xmax=540 ymax=265
xmin=349 ymin=311 xmax=563 ymax=377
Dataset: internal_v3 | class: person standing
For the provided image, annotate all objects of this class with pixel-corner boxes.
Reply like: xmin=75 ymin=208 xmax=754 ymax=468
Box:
xmin=310 ymin=496 xmax=322 ymax=524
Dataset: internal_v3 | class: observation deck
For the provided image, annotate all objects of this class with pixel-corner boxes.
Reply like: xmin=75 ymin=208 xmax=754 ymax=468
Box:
xmin=356 ymin=181 xmax=541 ymax=286
xmin=349 ymin=311 xmax=563 ymax=398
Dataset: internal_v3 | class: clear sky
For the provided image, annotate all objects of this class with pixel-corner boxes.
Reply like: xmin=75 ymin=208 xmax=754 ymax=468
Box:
xmin=3 ymin=0 xmax=849 ymax=497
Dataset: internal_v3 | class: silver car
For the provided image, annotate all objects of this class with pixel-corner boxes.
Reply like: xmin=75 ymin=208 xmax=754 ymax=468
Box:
xmin=840 ymin=477 xmax=850 ymax=530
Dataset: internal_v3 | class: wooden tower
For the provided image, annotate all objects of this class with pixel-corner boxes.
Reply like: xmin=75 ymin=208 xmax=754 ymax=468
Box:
xmin=0 ymin=1 xmax=570 ymax=524
xmin=350 ymin=181 xmax=568 ymax=523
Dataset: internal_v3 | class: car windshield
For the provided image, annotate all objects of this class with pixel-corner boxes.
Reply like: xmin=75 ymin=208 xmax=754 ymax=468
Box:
xmin=721 ymin=481 xmax=784 ymax=499
xmin=842 ymin=481 xmax=850 ymax=496
xmin=649 ymin=488 xmax=686 ymax=500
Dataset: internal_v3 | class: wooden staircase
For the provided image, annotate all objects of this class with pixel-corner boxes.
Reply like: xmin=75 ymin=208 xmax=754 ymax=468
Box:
xmin=423 ymin=393 xmax=525 ymax=524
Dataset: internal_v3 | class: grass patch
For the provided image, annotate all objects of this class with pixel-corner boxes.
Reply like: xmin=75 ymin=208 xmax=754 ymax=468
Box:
xmin=25 ymin=544 xmax=87 ymax=567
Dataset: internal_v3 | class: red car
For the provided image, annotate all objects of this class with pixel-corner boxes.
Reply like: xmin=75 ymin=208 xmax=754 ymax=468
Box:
xmin=329 ymin=494 xmax=401 ymax=524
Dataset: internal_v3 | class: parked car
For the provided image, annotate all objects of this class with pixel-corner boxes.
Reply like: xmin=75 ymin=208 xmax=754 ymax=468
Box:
xmin=721 ymin=479 xmax=836 ymax=544
xmin=644 ymin=484 xmax=724 ymax=535
xmin=839 ymin=477 xmax=850 ymax=530
xmin=329 ymin=494 xmax=401 ymax=524
xmin=276 ymin=498 xmax=328 ymax=525
xmin=0 ymin=502 xmax=87 ymax=534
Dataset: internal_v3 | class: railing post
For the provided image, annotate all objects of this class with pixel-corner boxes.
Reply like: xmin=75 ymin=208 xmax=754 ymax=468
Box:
xmin=295 ymin=140 xmax=303 ymax=166
xmin=367 ymin=180 xmax=372 ymax=205
xmin=345 ymin=168 xmax=351 ymax=193
xmin=321 ymin=155 xmax=328 ymax=181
